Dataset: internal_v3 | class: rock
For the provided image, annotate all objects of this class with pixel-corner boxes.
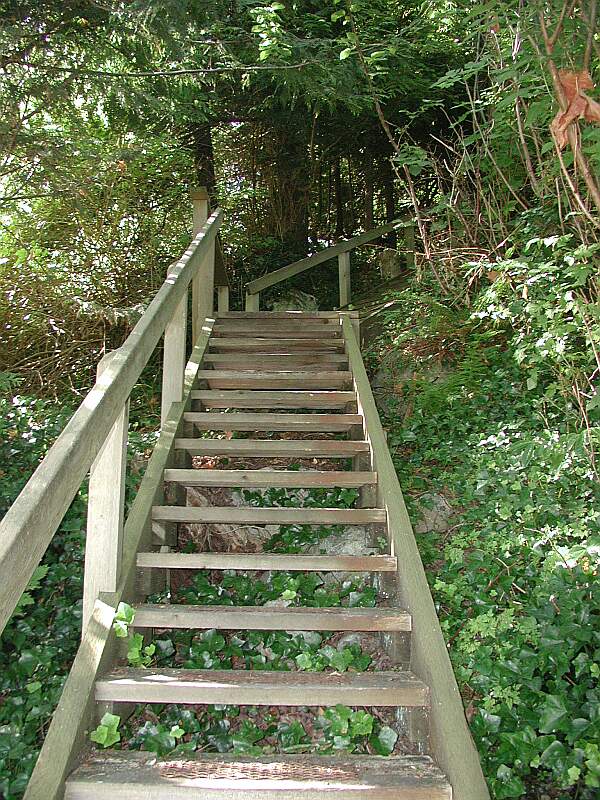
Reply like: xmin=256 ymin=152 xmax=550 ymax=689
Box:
xmin=335 ymin=632 xmax=365 ymax=651
xmin=270 ymin=289 xmax=319 ymax=312
xmin=371 ymin=348 xmax=452 ymax=416
xmin=413 ymin=492 xmax=452 ymax=534
xmin=308 ymin=526 xmax=376 ymax=557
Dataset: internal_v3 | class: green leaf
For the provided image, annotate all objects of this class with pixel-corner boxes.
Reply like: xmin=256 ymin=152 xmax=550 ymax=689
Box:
xmin=538 ymin=694 xmax=568 ymax=733
xmin=370 ymin=725 xmax=397 ymax=755
xmin=90 ymin=713 xmax=121 ymax=748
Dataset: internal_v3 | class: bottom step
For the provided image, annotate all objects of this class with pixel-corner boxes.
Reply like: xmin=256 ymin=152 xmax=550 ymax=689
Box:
xmin=66 ymin=752 xmax=451 ymax=799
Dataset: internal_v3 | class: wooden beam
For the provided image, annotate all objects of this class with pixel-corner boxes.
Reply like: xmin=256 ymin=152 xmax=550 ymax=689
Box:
xmin=173 ymin=438 xmax=369 ymax=458
xmin=136 ymin=552 xmax=396 ymax=571
xmin=191 ymin=390 xmax=355 ymax=408
xmin=0 ymin=210 xmax=222 ymax=636
xmin=338 ymin=251 xmax=351 ymax=307
xmin=161 ymin=293 xmax=187 ymax=425
xmin=83 ymin=352 xmax=128 ymax=633
xmin=163 ymin=468 xmax=377 ymax=488
xmin=152 ymin=505 xmax=386 ymax=525
xmin=133 ymin=603 xmax=411 ymax=631
xmin=183 ymin=411 xmax=362 ymax=431
xmin=245 ymin=291 xmax=260 ymax=311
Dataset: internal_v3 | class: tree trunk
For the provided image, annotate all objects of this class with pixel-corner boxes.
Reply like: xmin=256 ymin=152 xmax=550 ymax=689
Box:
xmin=272 ymin=122 xmax=310 ymax=257
xmin=188 ymin=122 xmax=217 ymax=201
xmin=382 ymin=158 xmax=396 ymax=247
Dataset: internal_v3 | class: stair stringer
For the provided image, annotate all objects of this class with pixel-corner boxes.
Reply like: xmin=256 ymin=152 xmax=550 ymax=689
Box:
xmin=342 ymin=315 xmax=490 ymax=800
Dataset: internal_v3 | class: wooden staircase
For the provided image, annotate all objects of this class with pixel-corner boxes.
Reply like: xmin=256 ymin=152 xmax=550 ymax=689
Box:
xmin=1 ymin=199 xmax=487 ymax=800
xmin=62 ymin=311 xmax=451 ymax=798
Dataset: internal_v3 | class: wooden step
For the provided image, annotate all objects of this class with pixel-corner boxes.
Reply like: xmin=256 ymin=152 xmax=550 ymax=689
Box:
xmin=184 ymin=412 xmax=363 ymax=432
xmin=197 ymin=371 xmax=352 ymax=390
xmin=209 ymin=338 xmax=345 ymax=352
xmin=163 ymin=469 xmax=377 ymax=488
xmin=96 ymin=668 xmax=427 ymax=707
xmin=213 ymin=325 xmax=343 ymax=338
xmin=132 ymin=603 xmax=411 ymax=631
xmin=66 ymin=752 xmax=452 ymax=800
xmin=192 ymin=391 xmax=356 ymax=408
xmin=152 ymin=505 xmax=386 ymax=525
xmin=174 ymin=439 xmax=369 ymax=458
xmin=137 ymin=552 xmax=396 ymax=571
xmin=203 ymin=353 xmax=349 ymax=369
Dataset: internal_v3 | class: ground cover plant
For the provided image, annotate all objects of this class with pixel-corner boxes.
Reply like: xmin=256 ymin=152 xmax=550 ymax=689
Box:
xmin=364 ymin=272 xmax=600 ymax=799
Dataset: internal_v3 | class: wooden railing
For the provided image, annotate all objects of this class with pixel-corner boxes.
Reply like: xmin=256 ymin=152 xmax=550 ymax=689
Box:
xmin=244 ymin=217 xmax=415 ymax=311
xmin=0 ymin=189 xmax=224 ymax=636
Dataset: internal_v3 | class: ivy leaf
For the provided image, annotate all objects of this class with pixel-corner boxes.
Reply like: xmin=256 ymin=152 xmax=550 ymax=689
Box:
xmin=370 ymin=725 xmax=398 ymax=755
xmin=90 ymin=713 xmax=121 ymax=748
xmin=538 ymin=694 xmax=568 ymax=733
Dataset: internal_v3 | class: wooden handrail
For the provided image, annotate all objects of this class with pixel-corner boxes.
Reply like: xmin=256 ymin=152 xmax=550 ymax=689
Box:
xmin=0 ymin=208 xmax=223 ymax=636
xmin=246 ymin=221 xmax=398 ymax=295
xmin=341 ymin=315 xmax=489 ymax=800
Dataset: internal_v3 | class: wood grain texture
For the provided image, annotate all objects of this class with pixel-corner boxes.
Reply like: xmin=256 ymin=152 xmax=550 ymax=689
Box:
xmin=192 ymin=390 xmax=355 ymax=408
xmin=132 ymin=603 xmax=411 ymax=631
xmin=136 ymin=552 xmax=396 ymax=571
xmin=197 ymin=370 xmax=352 ymax=389
xmin=163 ymin=468 xmax=377 ymax=487
xmin=173 ymin=438 xmax=368 ymax=457
xmin=209 ymin=338 xmax=345 ymax=351
xmin=66 ymin=752 xmax=452 ymax=800
xmin=183 ymin=411 xmax=363 ymax=431
xmin=96 ymin=668 xmax=428 ymax=707
xmin=152 ymin=505 xmax=386 ymax=525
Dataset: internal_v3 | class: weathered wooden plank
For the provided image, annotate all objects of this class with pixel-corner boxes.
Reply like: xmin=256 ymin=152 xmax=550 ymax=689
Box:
xmin=173 ymin=438 xmax=368 ymax=458
xmin=132 ymin=603 xmax=411 ymax=631
xmin=338 ymin=251 xmax=351 ymax=307
xmin=203 ymin=353 xmax=348 ymax=371
xmin=342 ymin=316 xmax=489 ymax=800
xmin=66 ymin=752 xmax=452 ymax=800
xmin=152 ymin=505 xmax=386 ymax=525
xmin=246 ymin=223 xmax=399 ymax=295
xmin=136 ymin=552 xmax=396 ymax=571
xmin=213 ymin=326 xmax=343 ymax=338
xmin=209 ymin=338 xmax=345 ymax=351
xmin=96 ymin=668 xmax=427 ymax=707
xmin=192 ymin=390 xmax=355 ymax=408
xmin=0 ymin=211 xmax=223 ymax=635
xmin=183 ymin=411 xmax=363 ymax=431
xmin=204 ymin=351 xmax=348 ymax=362
xmin=23 ymin=332 xmax=214 ymax=800
xmin=198 ymin=370 xmax=352 ymax=389
xmin=163 ymin=469 xmax=377 ymax=488
xmin=161 ymin=293 xmax=188 ymax=424
xmin=83 ymin=353 xmax=128 ymax=632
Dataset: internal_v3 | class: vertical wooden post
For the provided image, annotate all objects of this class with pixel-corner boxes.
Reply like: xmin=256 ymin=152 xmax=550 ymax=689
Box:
xmin=338 ymin=251 xmax=351 ymax=308
xmin=245 ymin=292 xmax=260 ymax=311
xmin=405 ymin=223 xmax=415 ymax=269
xmin=217 ymin=285 xmax=230 ymax=312
xmin=161 ymin=293 xmax=187 ymax=425
xmin=191 ymin=187 xmax=215 ymax=342
xmin=83 ymin=351 xmax=128 ymax=634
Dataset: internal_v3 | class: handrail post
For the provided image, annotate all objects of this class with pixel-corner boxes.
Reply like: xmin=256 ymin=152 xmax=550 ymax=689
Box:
xmin=245 ymin=291 xmax=260 ymax=311
xmin=161 ymin=292 xmax=187 ymax=425
xmin=338 ymin=251 xmax=351 ymax=307
xmin=82 ymin=351 xmax=128 ymax=634
xmin=191 ymin=187 xmax=215 ymax=340
xmin=217 ymin=285 xmax=230 ymax=312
